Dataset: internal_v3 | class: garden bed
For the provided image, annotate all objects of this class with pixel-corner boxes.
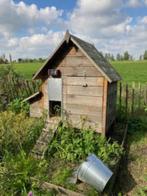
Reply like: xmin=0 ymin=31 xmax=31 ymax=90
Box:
xmin=0 ymin=113 xmax=126 ymax=195
xmin=39 ymin=122 xmax=125 ymax=195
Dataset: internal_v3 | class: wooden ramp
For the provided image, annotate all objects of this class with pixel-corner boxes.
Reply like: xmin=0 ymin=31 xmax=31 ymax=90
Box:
xmin=31 ymin=117 xmax=61 ymax=159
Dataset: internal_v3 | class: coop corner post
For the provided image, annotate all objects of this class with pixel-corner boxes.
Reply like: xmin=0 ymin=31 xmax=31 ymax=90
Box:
xmin=102 ymin=78 xmax=108 ymax=136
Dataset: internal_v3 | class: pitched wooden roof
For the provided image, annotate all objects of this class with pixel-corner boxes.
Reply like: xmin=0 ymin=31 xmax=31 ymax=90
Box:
xmin=33 ymin=31 xmax=121 ymax=82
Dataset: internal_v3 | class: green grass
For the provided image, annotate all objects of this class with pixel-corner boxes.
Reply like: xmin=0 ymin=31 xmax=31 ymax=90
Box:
xmin=0 ymin=62 xmax=43 ymax=79
xmin=112 ymin=60 xmax=147 ymax=84
xmin=1 ymin=60 xmax=147 ymax=83
xmin=13 ymin=62 xmax=43 ymax=79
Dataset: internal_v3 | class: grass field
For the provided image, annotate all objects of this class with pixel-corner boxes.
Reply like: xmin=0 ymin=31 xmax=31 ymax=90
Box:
xmin=1 ymin=60 xmax=147 ymax=83
xmin=13 ymin=62 xmax=43 ymax=79
xmin=112 ymin=60 xmax=147 ymax=84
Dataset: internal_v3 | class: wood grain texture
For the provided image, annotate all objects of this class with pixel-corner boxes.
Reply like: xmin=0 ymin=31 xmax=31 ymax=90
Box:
xmin=40 ymin=78 xmax=49 ymax=113
xmin=63 ymin=94 xmax=102 ymax=106
xmin=67 ymin=113 xmax=101 ymax=122
xmin=64 ymin=103 xmax=102 ymax=117
xmin=64 ymin=85 xmax=103 ymax=97
xmin=63 ymin=76 xmax=104 ymax=86
xmin=102 ymin=79 xmax=108 ymax=135
xmin=30 ymin=101 xmax=42 ymax=117
xmin=67 ymin=46 xmax=84 ymax=56
xmin=66 ymin=104 xmax=102 ymax=118
xmin=65 ymin=113 xmax=102 ymax=132
xmin=57 ymin=46 xmax=102 ymax=77
xmin=62 ymin=56 xmax=94 ymax=67
xmin=59 ymin=66 xmax=101 ymax=77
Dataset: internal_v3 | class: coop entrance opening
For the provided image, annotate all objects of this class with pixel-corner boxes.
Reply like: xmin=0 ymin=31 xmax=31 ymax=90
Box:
xmin=48 ymin=77 xmax=62 ymax=118
xmin=49 ymin=101 xmax=61 ymax=117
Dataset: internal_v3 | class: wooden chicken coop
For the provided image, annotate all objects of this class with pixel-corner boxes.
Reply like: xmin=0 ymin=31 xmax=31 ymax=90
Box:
xmin=25 ymin=31 xmax=121 ymax=135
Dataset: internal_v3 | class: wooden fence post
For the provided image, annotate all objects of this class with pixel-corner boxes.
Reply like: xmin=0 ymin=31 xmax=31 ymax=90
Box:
xmin=26 ymin=80 xmax=33 ymax=95
xmin=145 ymin=85 xmax=147 ymax=105
xmin=125 ymin=84 xmax=129 ymax=119
xmin=131 ymin=82 xmax=135 ymax=115
xmin=138 ymin=82 xmax=141 ymax=111
xmin=119 ymin=82 xmax=122 ymax=110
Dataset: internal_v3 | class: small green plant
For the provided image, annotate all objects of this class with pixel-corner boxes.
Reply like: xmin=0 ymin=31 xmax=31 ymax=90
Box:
xmin=8 ymin=98 xmax=29 ymax=114
xmin=128 ymin=116 xmax=147 ymax=133
xmin=137 ymin=175 xmax=147 ymax=196
xmin=48 ymin=121 xmax=123 ymax=166
xmin=0 ymin=150 xmax=48 ymax=195
xmin=0 ymin=111 xmax=44 ymax=156
xmin=51 ymin=167 xmax=72 ymax=186
xmin=144 ymin=105 xmax=147 ymax=113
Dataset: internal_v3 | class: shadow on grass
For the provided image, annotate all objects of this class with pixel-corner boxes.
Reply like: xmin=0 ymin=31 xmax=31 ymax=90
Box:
xmin=112 ymin=115 xmax=147 ymax=194
xmin=113 ymin=140 xmax=137 ymax=194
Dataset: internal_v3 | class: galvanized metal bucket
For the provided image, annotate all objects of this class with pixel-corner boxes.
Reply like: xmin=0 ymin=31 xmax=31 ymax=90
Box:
xmin=77 ymin=154 xmax=113 ymax=192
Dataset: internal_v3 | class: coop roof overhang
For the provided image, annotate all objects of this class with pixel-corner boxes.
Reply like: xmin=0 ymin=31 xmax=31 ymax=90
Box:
xmin=32 ymin=31 xmax=121 ymax=83
xmin=23 ymin=91 xmax=42 ymax=103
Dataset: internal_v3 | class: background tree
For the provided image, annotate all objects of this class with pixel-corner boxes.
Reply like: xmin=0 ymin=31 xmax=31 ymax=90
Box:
xmin=116 ymin=53 xmax=121 ymax=61
xmin=0 ymin=54 xmax=8 ymax=64
xmin=139 ymin=55 xmax=143 ymax=60
xmin=124 ymin=51 xmax=130 ymax=60
xmin=143 ymin=50 xmax=147 ymax=60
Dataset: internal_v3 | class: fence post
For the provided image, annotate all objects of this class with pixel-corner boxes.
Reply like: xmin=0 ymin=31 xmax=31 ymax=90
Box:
xmin=125 ymin=84 xmax=129 ymax=119
xmin=145 ymin=84 xmax=147 ymax=105
xmin=119 ymin=82 xmax=122 ymax=111
xmin=25 ymin=80 xmax=33 ymax=95
xmin=138 ymin=82 xmax=141 ymax=111
xmin=131 ymin=82 xmax=135 ymax=115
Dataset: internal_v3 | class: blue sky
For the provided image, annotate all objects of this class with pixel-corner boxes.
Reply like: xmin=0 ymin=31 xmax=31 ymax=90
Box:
xmin=0 ymin=0 xmax=147 ymax=59
xmin=15 ymin=0 xmax=76 ymax=11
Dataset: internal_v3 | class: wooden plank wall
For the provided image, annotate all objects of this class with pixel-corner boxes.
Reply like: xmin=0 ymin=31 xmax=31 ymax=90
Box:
xmin=30 ymin=99 xmax=42 ymax=117
xmin=42 ymin=79 xmax=49 ymax=110
xmin=58 ymin=47 xmax=102 ymax=77
xmin=106 ymin=82 xmax=117 ymax=132
xmin=30 ymin=45 xmax=107 ymax=134
xmin=60 ymin=46 xmax=104 ymax=133
xmin=29 ymin=78 xmax=49 ymax=117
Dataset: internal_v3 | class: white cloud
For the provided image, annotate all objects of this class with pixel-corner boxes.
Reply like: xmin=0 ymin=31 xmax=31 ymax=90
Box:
xmin=66 ymin=0 xmax=147 ymax=58
xmin=127 ymin=0 xmax=142 ymax=7
xmin=68 ymin=0 xmax=130 ymax=39
xmin=0 ymin=31 xmax=64 ymax=59
xmin=76 ymin=0 xmax=122 ymax=14
xmin=144 ymin=0 xmax=147 ymax=5
xmin=0 ymin=0 xmax=147 ymax=60
xmin=140 ymin=16 xmax=147 ymax=24
xmin=0 ymin=0 xmax=63 ymax=36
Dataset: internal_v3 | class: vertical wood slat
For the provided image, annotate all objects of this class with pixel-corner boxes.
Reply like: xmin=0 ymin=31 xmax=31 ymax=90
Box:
xmin=102 ymin=79 xmax=107 ymax=135
xmin=131 ymin=83 xmax=135 ymax=114
xmin=7 ymin=74 xmax=15 ymax=100
xmin=16 ymin=77 xmax=24 ymax=97
xmin=32 ymin=80 xmax=37 ymax=92
xmin=11 ymin=76 xmax=19 ymax=97
xmin=145 ymin=85 xmax=147 ymax=105
xmin=26 ymin=80 xmax=33 ymax=95
xmin=125 ymin=84 xmax=129 ymax=118
xmin=119 ymin=82 xmax=122 ymax=111
xmin=138 ymin=82 xmax=141 ymax=110
xmin=117 ymin=82 xmax=146 ymax=116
